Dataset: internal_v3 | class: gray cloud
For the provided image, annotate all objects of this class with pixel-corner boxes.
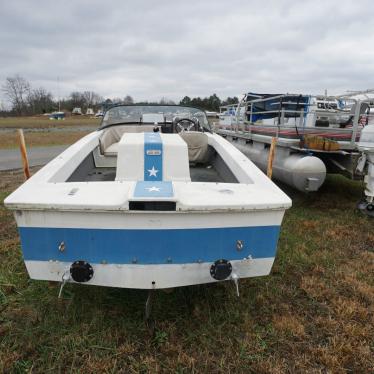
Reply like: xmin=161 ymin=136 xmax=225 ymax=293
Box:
xmin=1 ymin=0 xmax=374 ymax=104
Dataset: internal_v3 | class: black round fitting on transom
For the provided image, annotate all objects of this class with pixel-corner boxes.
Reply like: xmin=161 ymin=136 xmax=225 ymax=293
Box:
xmin=210 ymin=259 xmax=232 ymax=281
xmin=70 ymin=261 xmax=94 ymax=283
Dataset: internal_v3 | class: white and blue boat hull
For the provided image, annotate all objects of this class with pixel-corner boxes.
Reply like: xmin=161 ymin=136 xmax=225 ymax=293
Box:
xmin=6 ymin=120 xmax=291 ymax=290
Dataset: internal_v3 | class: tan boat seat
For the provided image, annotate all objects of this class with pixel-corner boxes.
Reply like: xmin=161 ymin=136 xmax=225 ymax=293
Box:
xmin=179 ymin=132 xmax=210 ymax=163
xmin=100 ymin=125 xmax=155 ymax=156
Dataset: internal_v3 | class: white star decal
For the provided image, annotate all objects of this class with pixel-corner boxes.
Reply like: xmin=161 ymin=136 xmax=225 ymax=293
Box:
xmin=146 ymin=186 xmax=161 ymax=192
xmin=148 ymin=166 xmax=159 ymax=177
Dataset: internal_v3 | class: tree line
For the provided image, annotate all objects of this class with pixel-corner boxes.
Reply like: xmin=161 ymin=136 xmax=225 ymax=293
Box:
xmin=1 ymin=75 xmax=238 ymax=116
xmin=0 ymin=75 xmax=105 ymax=116
xmin=180 ymin=94 xmax=238 ymax=112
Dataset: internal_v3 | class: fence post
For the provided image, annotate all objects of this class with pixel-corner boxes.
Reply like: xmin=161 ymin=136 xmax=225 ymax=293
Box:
xmin=267 ymin=137 xmax=277 ymax=179
xmin=17 ymin=129 xmax=31 ymax=180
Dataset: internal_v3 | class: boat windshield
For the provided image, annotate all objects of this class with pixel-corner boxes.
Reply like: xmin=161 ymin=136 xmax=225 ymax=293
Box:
xmin=101 ymin=105 xmax=210 ymax=130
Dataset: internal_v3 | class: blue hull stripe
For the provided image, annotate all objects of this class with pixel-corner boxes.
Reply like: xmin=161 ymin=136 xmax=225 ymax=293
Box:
xmin=144 ymin=132 xmax=162 ymax=181
xmin=19 ymin=225 xmax=280 ymax=265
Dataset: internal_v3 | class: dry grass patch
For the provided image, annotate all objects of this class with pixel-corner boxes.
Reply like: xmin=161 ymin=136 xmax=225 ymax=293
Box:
xmin=273 ymin=314 xmax=306 ymax=337
xmin=0 ymin=115 xmax=100 ymax=129
xmin=0 ymin=130 xmax=91 ymax=149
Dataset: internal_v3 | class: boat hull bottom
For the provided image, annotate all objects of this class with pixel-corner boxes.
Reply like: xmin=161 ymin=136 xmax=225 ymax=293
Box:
xmin=24 ymin=258 xmax=275 ymax=289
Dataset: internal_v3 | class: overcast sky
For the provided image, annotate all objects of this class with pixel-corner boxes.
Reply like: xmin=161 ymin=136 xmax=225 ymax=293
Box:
xmin=1 ymin=0 xmax=373 ymax=104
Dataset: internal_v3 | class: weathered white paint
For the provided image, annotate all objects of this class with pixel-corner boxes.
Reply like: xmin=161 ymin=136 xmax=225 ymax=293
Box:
xmin=25 ymin=257 xmax=275 ymax=289
xmin=14 ymin=209 xmax=285 ymax=230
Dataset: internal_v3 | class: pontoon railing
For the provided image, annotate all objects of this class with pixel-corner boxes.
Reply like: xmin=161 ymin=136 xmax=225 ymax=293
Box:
xmin=229 ymin=94 xmax=374 ymax=146
xmin=219 ymin=104 xmax=240 ymax=114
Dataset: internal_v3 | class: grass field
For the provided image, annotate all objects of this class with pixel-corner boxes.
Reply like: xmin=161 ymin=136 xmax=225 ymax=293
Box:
xmin=0 ymin=116 xmax=99 ymax=149
xmin=0 ymin=169 xmax=373 ymax=373
xmin=0 ymin=116 xmax=215 ymax=149
xmin=0 ymin=131 xmax=92 ymax=149
xmin=0 ymin=116 xmax=100 ymax=129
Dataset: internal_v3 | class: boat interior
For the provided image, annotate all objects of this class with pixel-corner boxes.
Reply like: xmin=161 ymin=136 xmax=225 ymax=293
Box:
xmin=67 ymin=125 xmax=239 ymax=184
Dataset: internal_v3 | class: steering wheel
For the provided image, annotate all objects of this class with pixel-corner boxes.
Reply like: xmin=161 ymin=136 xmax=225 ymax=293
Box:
xmin=174 ymin=118 xmax=198 ymax=133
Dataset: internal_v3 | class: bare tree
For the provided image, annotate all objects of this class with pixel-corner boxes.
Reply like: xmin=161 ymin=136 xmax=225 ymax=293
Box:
xmin=123 ymin=95 xmax=134 ymax=104
xmin=159 ymin=97 xmax=175 ymax=105
xmin=2 ymin=75 xmax=31 ymax=115
xmin=27 ymin=87 xmax=54 ymax=114
xmin=111 ymin=97 xmax=123 ymax=105
xmin=82 ymin=91 xmax=102 ymax=109
xmin=70 ymin=91 xmax=85 ymax=109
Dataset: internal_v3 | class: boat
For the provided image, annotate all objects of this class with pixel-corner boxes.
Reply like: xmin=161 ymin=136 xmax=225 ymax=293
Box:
xmin=205 ymin=110 xmax=219 ymax=118
xmin=4 ymin=104 xmax=291 ymax=298
xmin=49 ymin=111 xmax=65 ymax=120
xmin=219 ymin=102 xmax=245 ymax=128
xmin=72 ymin=107 xmax=82 ymax=115
xmin=215 ymin=92 xmax=374 ymax=216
